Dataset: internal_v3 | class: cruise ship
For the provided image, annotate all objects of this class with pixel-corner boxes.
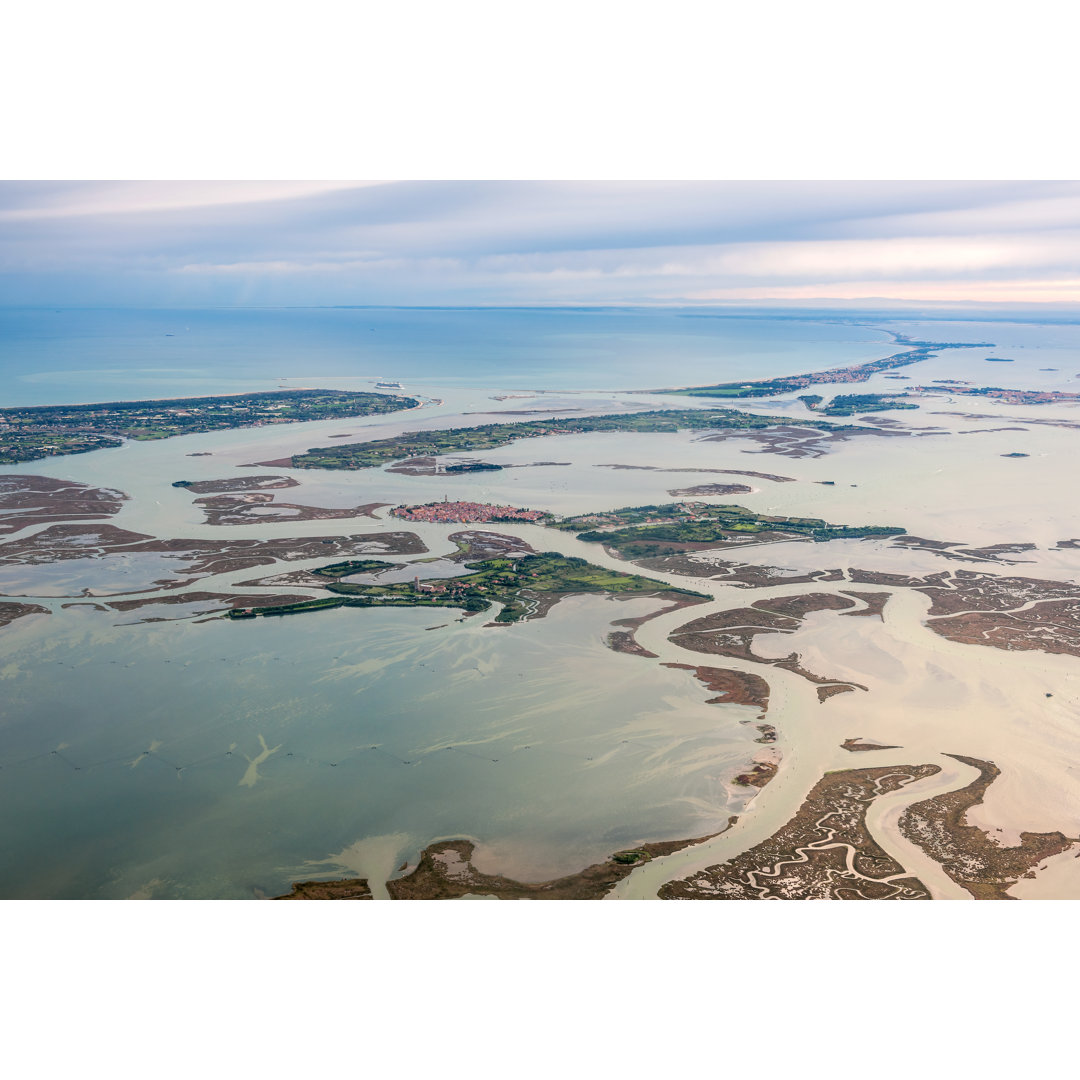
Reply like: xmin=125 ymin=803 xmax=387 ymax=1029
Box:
xmin=375 ymin=380 xmax=404 ymax=390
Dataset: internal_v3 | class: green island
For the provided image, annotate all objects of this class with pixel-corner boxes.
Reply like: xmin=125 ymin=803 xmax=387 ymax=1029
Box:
xmin=444 ymin=461 xmax=503 ymax=473
xmin=811 ymin=393 xmax=919 ymax=416
xmin=0 ymin=389 xmax=418 ymax=465
xmin=229 ymin=551 xmax=708 ymax=623
xmin=287 ymin=407 xmax=844 ymax=470
xmin=551 ymin=502 xmax=905 ymax=558
xmin=309 ymin=559 xmax=399 ymax=578
xmin=656 ymin=338 xmax=990 ymax=399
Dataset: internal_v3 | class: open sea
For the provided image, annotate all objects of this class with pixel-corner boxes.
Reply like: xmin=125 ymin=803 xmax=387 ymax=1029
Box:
xmin=0 ymin=306 xmax=896 ymax=404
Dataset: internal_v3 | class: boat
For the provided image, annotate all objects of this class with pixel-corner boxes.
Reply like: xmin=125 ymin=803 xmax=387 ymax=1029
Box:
xmin=375 ymin=380 xmax=404 ymax=390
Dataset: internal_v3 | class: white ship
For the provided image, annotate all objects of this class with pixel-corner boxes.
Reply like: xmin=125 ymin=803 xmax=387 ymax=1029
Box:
xmin=375 ymin=380 xmax=404 ymax=390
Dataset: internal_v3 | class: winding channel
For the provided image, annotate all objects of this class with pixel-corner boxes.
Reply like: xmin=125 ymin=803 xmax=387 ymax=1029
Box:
xmin=5 ymin=482 xmax=1079 ymax=899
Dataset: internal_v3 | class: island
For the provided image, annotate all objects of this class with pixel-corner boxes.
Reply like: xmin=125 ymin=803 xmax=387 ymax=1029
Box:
xmin=228 ymin=551 xmax=709 ymax=624
xmin=389 ymin=500 xmax=550 ymax=524
xmin=0 ymin=388 xmax=419 ymax=465
xmin=550 ymin=501 xmax=905 ymax=558
xmin=444 ymin=461 xmax=503 ymax=474
xmin=280 ymin=406 xmax=851 ymax=470
xmin=804 ymin=392 xmax=919 ymax=416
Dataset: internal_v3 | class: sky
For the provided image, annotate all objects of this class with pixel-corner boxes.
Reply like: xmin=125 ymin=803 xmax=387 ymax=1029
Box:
xmin=3 ymin=180 xmax=1080 ymax=310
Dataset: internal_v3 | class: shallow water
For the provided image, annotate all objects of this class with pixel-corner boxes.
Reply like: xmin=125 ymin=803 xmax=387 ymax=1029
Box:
xmin=0 ymin=592 xmax=762 ymax=898
xmin=4 ymin=309 xmax=1080 ymax=898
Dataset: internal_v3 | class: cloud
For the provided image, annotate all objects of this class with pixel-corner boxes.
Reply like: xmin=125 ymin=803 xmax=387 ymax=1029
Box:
xmin=3 ymin=180 xmax=1080 ymax=307
xmin=0 ymin=181 xmax=378 ymax=222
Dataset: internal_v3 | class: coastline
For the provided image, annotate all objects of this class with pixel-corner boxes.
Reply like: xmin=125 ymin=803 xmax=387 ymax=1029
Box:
xmin=3 ymin=317 xmax=1080 ymax=898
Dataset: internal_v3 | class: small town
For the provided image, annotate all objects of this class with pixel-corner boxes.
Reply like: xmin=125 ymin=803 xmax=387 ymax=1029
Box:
xmin=911 ymin=384 xmax=1080 ymax=405
xmin=389 ymin=499 xmax=549 ymax=524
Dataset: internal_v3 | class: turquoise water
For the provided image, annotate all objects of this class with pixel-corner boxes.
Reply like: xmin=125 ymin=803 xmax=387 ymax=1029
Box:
xmin=0 ymin=306 xmax=893 ymax=404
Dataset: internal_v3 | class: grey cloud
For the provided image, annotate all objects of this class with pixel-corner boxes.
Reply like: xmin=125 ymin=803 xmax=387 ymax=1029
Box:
xmin=3 ymin=180 xmax=1080 ymax=307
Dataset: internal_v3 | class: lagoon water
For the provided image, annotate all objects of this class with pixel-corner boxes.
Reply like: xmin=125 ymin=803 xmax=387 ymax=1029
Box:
xmin=4 ymin=307 xmax=1080 ymax=898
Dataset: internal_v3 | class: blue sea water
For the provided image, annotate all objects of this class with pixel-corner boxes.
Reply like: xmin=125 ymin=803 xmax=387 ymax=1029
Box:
xmin=0 ymin=306 xmax=894 ymax=405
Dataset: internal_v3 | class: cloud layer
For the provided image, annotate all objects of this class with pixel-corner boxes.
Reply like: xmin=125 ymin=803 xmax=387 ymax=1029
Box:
xmin=3 ymin=180 xmax=1080 ymax=307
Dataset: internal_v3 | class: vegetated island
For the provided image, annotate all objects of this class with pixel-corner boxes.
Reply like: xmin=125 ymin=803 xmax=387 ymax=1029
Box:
xmin=229 ymin=551 xmax=709 ymax=624
xmin=550 ymin=501 xmax=905 ymax=559
xmin=799 ymin=392 xmax=919 ymax=416
xmin=0 ymin=389 xmax=418 ymax=465
xmin=444 ymin=461 xmax=503 ymax=474
xmin=279 ymin=407 xmax=852 ymax=470
xmin=654 ymin=337 xmax=991 ymax=399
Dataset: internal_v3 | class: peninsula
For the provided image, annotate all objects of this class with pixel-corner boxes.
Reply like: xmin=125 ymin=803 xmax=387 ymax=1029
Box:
xmin=654 ymin=337 xmax=991 ymax=399
xmin=911 ymin=384 xmax=1080 ymax=406
xmin=0 ymin=388 xmax=418 ymax=465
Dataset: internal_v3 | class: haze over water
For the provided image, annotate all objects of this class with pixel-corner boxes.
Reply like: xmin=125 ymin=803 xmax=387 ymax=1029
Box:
xmin=0 ymin=306 xmax=894 ymax=404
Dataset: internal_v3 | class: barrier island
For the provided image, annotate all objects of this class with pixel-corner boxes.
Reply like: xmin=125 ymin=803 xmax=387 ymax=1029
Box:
xmin=655 ymin=337 xmax=991 ymax=399
xmin=283 ymin=407 xmax=847 ymax=470
xmin=0 ymin=388 xmax=418 ymax=465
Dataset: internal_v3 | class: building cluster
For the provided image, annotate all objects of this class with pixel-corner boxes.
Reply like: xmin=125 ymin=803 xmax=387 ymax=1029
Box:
xmin=912 ymin=385 xmax=1080 ymax=405
xmin=390 ymin=500 xmax=547 ymax=524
